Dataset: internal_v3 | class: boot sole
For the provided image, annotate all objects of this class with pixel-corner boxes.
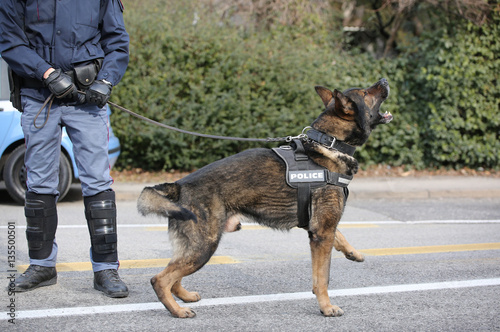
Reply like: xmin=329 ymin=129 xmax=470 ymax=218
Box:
xmin=94 ymin=282 xmax=129 ymax=298
xmin=14 ymin=276 xmax=57 ymax=292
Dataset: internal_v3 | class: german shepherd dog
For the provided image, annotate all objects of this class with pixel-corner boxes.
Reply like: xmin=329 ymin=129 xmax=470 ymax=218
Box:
xmin=137 ymin=78 xmax=392 ymax=318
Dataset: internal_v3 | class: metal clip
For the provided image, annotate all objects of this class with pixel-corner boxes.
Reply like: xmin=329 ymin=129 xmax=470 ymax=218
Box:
xmin=284 ymin=127 xmax=313 ymax=142
xmin=285 ymin=134 xmax=308 ymax=142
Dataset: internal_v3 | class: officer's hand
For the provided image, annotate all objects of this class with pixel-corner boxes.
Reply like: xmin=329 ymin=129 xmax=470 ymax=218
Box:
xmin=44 ymin=69 xmax=77 ymax=99
xmin=86 ymin=80 xmax=112 ymax=108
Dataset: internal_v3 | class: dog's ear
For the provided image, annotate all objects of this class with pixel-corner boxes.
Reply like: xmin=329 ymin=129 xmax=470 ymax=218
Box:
xmin=332 ymin=89 xmax=356 ymax=121
xmin=315 ymin=86 xmax=335 ymax=109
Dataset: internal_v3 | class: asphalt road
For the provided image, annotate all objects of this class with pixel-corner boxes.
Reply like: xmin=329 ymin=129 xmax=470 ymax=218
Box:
xmin=1 ymin=185 xmax=499 ymax=331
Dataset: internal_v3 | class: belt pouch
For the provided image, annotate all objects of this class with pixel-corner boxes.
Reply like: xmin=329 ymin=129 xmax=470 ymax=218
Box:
xmin=73 ymin=62 xmax=98 ymax=90
xmin=8 ymin=67 xmax=23 ymax=112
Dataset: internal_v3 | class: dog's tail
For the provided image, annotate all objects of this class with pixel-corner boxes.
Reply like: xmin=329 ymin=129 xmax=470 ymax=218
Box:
xmin=137 ymin=183 xmax=196 ymax=221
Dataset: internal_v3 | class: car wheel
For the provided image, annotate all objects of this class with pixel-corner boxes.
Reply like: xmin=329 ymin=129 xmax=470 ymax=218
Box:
xmin=3 ymin=145 xmax=73 ymax=204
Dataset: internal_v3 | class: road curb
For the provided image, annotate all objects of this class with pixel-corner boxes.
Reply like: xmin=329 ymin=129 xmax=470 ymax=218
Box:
xmin=348 ymin=189 xmax=500 ymax=200
xmin=113 ymin=177 xmax=500 ymax=201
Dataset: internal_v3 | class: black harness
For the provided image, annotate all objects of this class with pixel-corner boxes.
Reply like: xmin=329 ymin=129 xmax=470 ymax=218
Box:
xmin=272 ymin=137 xmax=354 ymax=229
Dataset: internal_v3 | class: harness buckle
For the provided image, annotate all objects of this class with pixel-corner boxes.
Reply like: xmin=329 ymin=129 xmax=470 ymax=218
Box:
xmin=328 ymin=136 xmax=337 ymax=149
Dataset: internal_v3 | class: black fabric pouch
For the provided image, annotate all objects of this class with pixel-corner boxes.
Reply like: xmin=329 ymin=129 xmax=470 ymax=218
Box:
xmin=8 ymin=67 xmax=23 ymax=112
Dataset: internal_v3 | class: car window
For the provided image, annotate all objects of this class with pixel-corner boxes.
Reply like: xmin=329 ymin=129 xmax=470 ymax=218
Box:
xmin=0 ymin=58 xmax=11 ymax=101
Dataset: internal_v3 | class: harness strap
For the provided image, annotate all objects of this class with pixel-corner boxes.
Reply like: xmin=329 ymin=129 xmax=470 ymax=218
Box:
xmin=272 ymin=139 xmax=353 ymax=229
xmin=292 ymin=140 xmax=312 ymax=229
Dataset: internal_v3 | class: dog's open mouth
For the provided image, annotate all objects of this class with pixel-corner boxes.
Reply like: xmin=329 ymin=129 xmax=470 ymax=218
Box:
xmin=379 ymin=111 xmax=393 ymax=124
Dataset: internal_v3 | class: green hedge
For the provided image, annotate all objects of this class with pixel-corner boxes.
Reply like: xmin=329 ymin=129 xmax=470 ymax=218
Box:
xmin=111 ymin=4 xmax=499 ymax=171
xmin=369 ymin=14 xmax=500 ymax=170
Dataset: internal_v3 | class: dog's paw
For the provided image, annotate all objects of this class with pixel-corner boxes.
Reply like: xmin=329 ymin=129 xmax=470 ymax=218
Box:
xmin=320 ymin=305 xmax=344 ymax=317
xmin=179 ymin=291 xmax=201 ymax=303
xmin=172 ymin=307 xmax=196 ymax=318
xmin=345 ymin=251 xmax=365 ymax=262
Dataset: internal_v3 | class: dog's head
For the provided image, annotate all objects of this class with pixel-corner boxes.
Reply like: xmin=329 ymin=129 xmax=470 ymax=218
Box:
xmin=312 ymin=78 xmax=392 ymax=146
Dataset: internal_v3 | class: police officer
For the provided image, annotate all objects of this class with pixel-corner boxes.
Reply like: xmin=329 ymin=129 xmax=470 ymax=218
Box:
xmin=0 ymin=0 xmax=130 ymax=297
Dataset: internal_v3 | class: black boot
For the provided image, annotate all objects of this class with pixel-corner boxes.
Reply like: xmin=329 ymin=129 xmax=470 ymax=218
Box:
xmin=94 ymin=269 xmax=129 ymax=298
xmin=14 ymin=265 xmax=57 ymax=292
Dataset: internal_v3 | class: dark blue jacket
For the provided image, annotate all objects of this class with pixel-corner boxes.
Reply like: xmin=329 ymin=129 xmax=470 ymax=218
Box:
xmin=0 ymin=0 xmax=129 ymax=99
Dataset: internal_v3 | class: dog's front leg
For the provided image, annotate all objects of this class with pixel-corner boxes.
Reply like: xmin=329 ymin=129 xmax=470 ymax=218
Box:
xmin=334 ymin=229 xmax=365 ymax=262
xmin=309 ymin=230 xmax=344 ymax=317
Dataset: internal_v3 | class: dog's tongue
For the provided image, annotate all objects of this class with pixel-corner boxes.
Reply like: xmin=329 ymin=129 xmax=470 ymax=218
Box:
xmin=380 ymin=111 xmax=393 ymax=124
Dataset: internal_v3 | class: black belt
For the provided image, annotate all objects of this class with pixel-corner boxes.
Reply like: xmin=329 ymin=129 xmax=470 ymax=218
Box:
xmin=21 ymin=77 xmax=45 ymax=89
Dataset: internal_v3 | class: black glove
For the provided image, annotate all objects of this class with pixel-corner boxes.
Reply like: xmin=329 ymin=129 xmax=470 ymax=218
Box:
xmin=86 ymin=80 xmax=112 ymax=108
xmin=44 ymin=69 xmax=77 ymax=99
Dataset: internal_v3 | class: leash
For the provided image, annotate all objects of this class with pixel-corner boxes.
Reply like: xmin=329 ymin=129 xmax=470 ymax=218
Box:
xmin=33 ymin=86 xmax=78 ymax=129
xmin=33 ymin=93 xmax=305 ymax=143
xmin=107 ymin=100 xmax=303 ymax=143
xmin=35 ymin=93 xmax=354 ymax=153
xmin=108 ymin=103 xmax=358 ymax=156
xmin=33 ymin=93 xmax=56 ymax=129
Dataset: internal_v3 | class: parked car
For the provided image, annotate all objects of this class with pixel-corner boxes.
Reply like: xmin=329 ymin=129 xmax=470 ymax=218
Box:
xmin=0 ymin=57 xmax=121 ymax=204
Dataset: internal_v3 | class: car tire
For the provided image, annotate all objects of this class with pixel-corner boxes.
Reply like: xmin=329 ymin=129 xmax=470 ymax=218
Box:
xmin=3 ymin=145 xmax=73 ymax=204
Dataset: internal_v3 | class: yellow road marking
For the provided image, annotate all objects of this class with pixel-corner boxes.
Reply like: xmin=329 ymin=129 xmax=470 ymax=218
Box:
xmin=361 ymin=243 xmax=500 ymax=256
xmin=17 ymin=256 xmax=239 ymax=273
xmin=17 ymin=243 xmax=499 ymax=272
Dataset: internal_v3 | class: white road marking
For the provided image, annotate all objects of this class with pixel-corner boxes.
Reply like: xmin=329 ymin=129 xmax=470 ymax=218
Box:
xmin=2 ymin=219 xmax=499 ymax=229
xmin=12 ymin=278 xmax=500 ymax=319
xmin=342 ymin=220 xmax=500 ymax=224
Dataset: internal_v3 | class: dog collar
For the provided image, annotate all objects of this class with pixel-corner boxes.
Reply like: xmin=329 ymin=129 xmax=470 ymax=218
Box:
xmin=306 ymin=129 xmax=356 ymax=156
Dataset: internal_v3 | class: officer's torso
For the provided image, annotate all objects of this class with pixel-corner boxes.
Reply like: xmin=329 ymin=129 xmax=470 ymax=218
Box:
xmin=24 ymin=0 xmax=104 ymax=71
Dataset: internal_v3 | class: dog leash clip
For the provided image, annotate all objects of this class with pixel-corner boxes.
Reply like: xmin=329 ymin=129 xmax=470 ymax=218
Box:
xmin=285 ymin=133 xmax=307 ymax=143
xmin=285 ymin=126 xmax=312 ymax=143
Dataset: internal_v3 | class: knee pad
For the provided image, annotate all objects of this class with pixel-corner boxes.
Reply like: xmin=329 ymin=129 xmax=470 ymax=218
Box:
xmin=24 ymin=192 xmax=58 ymax=260
xmin=84 ymin=190 xmax=118 ymax=262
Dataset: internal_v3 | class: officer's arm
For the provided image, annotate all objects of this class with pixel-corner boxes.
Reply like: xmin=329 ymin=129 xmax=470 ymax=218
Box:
xmin=0 ymin=0 xmax=53 ymax=80
xmin=96 ymin=0 xmax=130 ymax=87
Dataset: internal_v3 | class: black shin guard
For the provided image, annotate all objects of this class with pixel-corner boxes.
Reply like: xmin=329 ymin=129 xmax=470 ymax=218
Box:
xmin=25 ymin=192 xmax=58 ymax=260
xmin=84 ymin=191 xmax=118 ymax=262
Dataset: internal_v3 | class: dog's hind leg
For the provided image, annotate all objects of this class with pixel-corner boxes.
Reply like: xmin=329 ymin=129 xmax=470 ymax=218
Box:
xmin=334 ymin=229 xmax=365 ymax=262
xmin=151 ymin=235 xmax=220 ymax=318
xmin=151 ymin=263 xmax=196 ymax=318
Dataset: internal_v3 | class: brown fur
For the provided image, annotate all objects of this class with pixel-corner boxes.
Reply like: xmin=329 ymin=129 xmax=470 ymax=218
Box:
xmin=138 ymin=78 xmax=392 ymax=318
